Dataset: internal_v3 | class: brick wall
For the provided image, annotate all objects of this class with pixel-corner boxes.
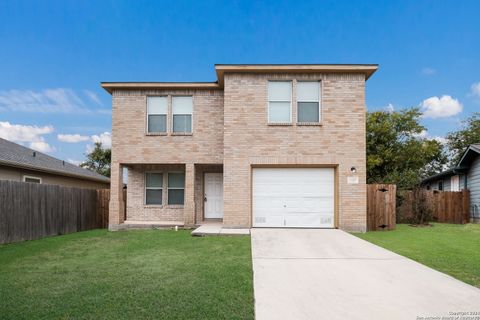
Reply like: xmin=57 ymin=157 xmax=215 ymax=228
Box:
xmin=109 ymin=89 xmax=224 ymax=227
xmin=223 ymin=73 xmax=367 ymax=231
xmin=126 ymin=164 xmax=185 ymax=222
xmin=110 ymin=72 xmax=368 ymax=232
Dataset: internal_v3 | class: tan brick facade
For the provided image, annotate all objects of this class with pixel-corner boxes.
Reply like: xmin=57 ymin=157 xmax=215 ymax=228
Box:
xmin=106 ymin=65 xmax=375 ymax=232
xmin=223 ymin=73 xmax=367 ymax=231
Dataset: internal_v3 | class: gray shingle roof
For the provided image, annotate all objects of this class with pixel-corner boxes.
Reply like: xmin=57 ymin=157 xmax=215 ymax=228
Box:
xmin=0 ymin=138 xmax=110 ymax=183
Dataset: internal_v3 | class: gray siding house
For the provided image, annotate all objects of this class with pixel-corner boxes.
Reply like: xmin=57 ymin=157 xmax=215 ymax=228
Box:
xmin=422 ymin=144 xmax=480 ymax=220
xmin=0 ymin=138 xmax=110 ymax=189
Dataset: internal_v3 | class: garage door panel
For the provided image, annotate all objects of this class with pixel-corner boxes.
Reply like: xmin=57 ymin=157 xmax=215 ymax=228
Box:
xmin=252 ymin=168 xmax=334 ymax=228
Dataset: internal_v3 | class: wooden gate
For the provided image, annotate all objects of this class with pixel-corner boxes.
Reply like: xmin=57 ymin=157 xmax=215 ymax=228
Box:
xmin=367 ymin=184 xmax=396 ymax=231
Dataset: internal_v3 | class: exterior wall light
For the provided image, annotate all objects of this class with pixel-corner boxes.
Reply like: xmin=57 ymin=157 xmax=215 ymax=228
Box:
xmin=350 ymin=166 xmax=357 ymax=174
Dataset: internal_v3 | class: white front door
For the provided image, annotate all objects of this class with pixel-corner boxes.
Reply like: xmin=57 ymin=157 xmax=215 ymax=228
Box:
xmin=204 ymin=173 xmax=223 ymax=219
xmin=252 ymin=168 xmax=335 ymax=228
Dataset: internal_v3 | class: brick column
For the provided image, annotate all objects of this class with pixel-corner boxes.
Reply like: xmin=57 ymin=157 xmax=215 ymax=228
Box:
xmin=183 ymin=163 xmax=195 ymax=227
xmin=109 ymin=162 xmax=125 ymax=230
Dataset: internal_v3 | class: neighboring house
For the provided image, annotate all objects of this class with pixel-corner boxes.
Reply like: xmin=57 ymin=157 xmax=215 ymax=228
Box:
xmin=0 ymin=138 xmax=110 ymax=189
xmin=422 ymin=144 xmax=480 ymax=220
xmin=102 ymin=64 xmax=378 ymax=232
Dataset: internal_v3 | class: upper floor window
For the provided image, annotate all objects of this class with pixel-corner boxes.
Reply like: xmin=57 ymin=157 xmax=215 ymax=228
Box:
xmin=268 ymin=81 xmax=292 ymax=123
xmin=297 ymin=82 xmax=320 ymax=123
xmin=172 ymin=96 xmax=193 ymax=133
xmin=147 ymin=97 xmax=167 ymax=133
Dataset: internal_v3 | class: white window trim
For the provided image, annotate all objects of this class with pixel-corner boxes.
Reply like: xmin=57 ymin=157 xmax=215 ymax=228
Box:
xmin=23 ymin=175 xmax=42 ymax=183
xmin=172 ymin=96 xmax=194 ymax=134
xmin=267 ymin=81 xmax=292 ymax=124
xmin=167 ymin=171 xmax=186 ymax=205
xmin=144 ymin=171 xmax=163 ymax=206
xmin=146 ymin=96 xmax=168 ymax=134
xmin=296 ymin=81 xmax=321 ymax=123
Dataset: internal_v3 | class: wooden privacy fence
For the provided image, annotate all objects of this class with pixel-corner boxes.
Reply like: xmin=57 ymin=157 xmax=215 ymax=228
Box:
xmin=367 ymin=184 xmax=396 ymax=231
xmin=96 ymin=189 xmax=110 ymax=229
xmin=0 ymin=180 xmax=110 ymax=244
xmin=397 ymin=189 xmax=470 ymax=224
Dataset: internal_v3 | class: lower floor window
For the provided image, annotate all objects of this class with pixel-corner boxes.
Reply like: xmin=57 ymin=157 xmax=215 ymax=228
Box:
xmin=145 ymin=172 xmax=163 ymax=205
xmin=168 ymin=172 xmax=185 ymax=205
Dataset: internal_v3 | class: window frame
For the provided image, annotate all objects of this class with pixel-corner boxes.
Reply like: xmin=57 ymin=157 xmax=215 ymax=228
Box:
xmin=296 ymin=81 xmax=321 ymax=124
xmin=167 ymin=171 xmax=185 ymax=205
xmin=23 ymin=175 xmax=42 ymax=183
xmin=146 ymin=96 xmax=168 ymax=134
xmin=267 ymin=81 xmax=292 ymax=124
xmin=438 ymin=180 xmax=443 ymax=191
xmin=172 ymin=96 xmax=193 ymax=134
xmin=144 ymin=171 xmax=164 ymax=206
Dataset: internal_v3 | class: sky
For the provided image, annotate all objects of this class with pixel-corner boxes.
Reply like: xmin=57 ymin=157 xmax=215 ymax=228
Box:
xmin=0 ymin=0 xmax=479 ymax=164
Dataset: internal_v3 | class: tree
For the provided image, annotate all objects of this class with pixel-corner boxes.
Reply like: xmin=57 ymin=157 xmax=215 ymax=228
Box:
xmin=80 ymin=142 xmax=111 ymax=177
xmin=445 ymin=113 xmax=480 ymax=166
xmin=367 ymin=108 xmax=447 ymax=189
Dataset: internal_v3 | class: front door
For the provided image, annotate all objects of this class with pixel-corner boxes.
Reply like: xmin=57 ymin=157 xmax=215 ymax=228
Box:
xmin=204 ymin=173 xmax=223 ymax=219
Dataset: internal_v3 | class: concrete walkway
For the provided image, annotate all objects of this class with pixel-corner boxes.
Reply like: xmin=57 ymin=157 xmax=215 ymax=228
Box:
xmin=251 ymin=229 xmax=480 ymax=320
xmin=191 ymin=223 xmax=250 ymax=236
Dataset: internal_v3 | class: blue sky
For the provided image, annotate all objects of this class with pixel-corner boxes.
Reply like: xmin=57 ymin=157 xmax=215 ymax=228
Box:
xmin=0 ymin=0 xmax=479 ymax=164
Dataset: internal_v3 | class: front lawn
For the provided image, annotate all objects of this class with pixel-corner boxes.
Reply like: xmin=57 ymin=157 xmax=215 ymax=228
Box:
xmin=354 ymin=223 xmax=480 ymax=288
xmin=0 ymin=229 xmax=254 ymax=319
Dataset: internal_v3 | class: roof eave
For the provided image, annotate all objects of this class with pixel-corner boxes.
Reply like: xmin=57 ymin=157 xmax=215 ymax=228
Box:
xmin=457 ymin=145 xmax=480 ymax=167
xmin=100 ymin=82 xmax=221 ymax=94
xmin=0 ymin=160 xmax=110 ymax=184
xmin=214 ymin=64 xmax=379 ymax=86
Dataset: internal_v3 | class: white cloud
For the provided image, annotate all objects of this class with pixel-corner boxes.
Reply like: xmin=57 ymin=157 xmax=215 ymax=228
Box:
xmin=30 ymin=141 xmax=55 ymax=153
xmin=91 ymin=132 xmax=111 ymax=148
xmin=421 ymin=68 xmax=436 ymax=76
xmin=67 ymin=159 xmax=82 ymax=166
xmin=57 ymin=134 xmax=90 ymax=143
xmin=412 ymin=128 xmax=448 ymax=145
xmin=0 ymin=88 xmax=108 ymax=114
xmin=84 ymin=90 xmax=102 ymax=105
xmin=470 ymin=82 xmax=480 ymax=98
xmin=86 ymin=132 xmax=112 ymax=153
xmin=413 ymin=130 xmax=428 ymax=139
xmin=0 ymin=121 xmax=55 ymax=153
xmin=421 ymin=95 xmax=462 ymax=118
xmin=384 ymin=103 xmax=395 ymax=112
xmin=432 ymin=136 xmax=448 ymax=145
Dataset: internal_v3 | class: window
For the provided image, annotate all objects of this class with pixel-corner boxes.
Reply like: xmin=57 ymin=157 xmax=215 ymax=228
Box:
xmin=268 ymin=81 xmax=292 ymax=123
xmin=438 ymin=180 xmax=443 ymax=191
xmin=168 ymin=172 xmax=185 ymax=205
xmin=145 ymin=172 xmax=163 ymax=205
xmin=147 ymin=97 xmax=167 ymax=133
xmin=172 ymin=96 xmax=193 ymax=133
xmin=297 ymin=81 xmax=320 ymax=122
xmin=23 ymin=175 xmax=41 ymax=183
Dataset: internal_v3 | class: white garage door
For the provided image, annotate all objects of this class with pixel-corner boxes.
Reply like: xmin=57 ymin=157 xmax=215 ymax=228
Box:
xmin=252 ymin=168 xmax=334 ymax=228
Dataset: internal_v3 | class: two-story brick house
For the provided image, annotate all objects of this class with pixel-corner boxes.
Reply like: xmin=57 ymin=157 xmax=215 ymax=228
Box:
xmin=102 ymin=64 xmax=377 ymax=232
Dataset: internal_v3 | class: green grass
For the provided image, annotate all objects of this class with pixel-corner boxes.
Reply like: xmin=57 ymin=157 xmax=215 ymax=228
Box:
xmin=0 ymin=229 xmax=254 ymax=320
xmin=354 ymin=223 xmax=480 ymax=288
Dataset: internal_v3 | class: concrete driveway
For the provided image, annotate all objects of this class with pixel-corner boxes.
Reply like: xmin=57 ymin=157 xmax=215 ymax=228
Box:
xmin=251 ymin=229 xmax=480 ymax=320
